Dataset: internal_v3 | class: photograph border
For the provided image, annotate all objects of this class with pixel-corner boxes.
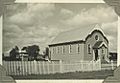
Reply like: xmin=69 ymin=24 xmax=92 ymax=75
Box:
xmin=0 ymin=0 xmax=120 ymax=83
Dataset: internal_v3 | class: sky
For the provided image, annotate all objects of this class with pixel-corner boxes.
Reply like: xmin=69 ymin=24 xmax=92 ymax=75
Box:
xmin=3 ymin=3 xmax=118 ymax=54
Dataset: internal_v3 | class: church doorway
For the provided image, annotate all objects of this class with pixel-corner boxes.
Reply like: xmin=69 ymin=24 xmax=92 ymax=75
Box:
xmin=94 ymin=49 xmax=98 ymax=61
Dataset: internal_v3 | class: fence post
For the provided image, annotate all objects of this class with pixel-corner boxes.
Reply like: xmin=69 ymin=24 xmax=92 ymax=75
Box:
xmin=14 ymin=61 xmax=16 ymax=76
xmin=22 ymin=61 xmax=24 ymax=75
xmin=60 ymin=60 xmax=63 ymax=73
xmin=111 ymin=60 xmax=114 ymax=70
xmin=39 ymin=61 xmax=41 ymax=75
xmin=92 ymin=61 xmax=95 ymax=71
xmin=81 ymin=61 xmax=84 ymax=72
xmin=29 ymin=61 xmax=31 ymax=75
xmin=52 ymin=61 xmax=55 ymax=74
xmin=47 ymin=62 xmax=49 ymax=74
xmin=42 ymin=61 xmax=45 ymax=74
xmin=34 ymin=60 xmax=37 ymax=75
xmin=99 ymin=59 xmax=101 ymax=70
xmin=24 ymin=61 xmax=26 ymax=76
xmin=31 ymin=61 xmax=33 ymax=74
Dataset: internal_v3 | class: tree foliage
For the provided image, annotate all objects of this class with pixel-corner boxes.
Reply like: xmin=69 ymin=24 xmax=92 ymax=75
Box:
xmin=9 ymin=46 xmax=19 ymax=60
xmin=22 ymin=45 xmax=40 ymax=60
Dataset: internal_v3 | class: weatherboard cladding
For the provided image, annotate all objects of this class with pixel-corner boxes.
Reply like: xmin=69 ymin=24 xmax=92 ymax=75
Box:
xmin=50 ymin=43 xmax=84 ymax=61
xmin=49 ymin=24 xmax=108 ymax=62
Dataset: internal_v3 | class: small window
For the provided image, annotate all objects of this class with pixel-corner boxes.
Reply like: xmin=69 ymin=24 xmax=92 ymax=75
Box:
xmin=88 ymin=44 xmax=91 ymax=54
xmin=95 ymin=35 xmax=99 ymax=40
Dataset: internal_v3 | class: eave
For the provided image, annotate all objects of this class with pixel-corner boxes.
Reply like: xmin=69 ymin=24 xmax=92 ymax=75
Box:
xmin=49 ymin=40 xmax=85 ymax=47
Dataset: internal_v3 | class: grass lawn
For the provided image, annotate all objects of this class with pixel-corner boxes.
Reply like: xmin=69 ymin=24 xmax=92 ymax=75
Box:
xmin=11 ymin=70 xmax=114 ymax=80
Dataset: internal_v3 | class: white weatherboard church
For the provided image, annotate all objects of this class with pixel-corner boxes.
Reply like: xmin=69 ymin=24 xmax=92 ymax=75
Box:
xmin=49 ymin=24 xmax=109 ymax=63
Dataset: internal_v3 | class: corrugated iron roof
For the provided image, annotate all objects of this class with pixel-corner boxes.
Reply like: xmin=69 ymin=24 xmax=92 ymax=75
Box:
xmin=50 ymin=24 xmax=105 ymax=45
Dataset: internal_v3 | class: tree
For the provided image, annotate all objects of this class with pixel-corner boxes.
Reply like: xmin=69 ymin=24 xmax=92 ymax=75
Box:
xmin=15 ymin=46 xmax=19 ymax=51
xmin=21 ymin=47 xmax=28 ymax=51
xmin=22 ymin=45 xmax=40 ymax=60
xmin=9 ymin=46 xmax=19 ymax=61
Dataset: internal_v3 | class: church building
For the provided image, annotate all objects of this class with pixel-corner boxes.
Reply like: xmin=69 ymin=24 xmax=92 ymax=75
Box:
xmin=49 ymin=24 xmax=109 ymax=63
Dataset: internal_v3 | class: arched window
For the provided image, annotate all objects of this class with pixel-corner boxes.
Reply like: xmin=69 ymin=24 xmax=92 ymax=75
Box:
xmin=88 ymin=44 xmax=91 ymax=54
xmin=95 ymin=35 xmax=99 ymax=41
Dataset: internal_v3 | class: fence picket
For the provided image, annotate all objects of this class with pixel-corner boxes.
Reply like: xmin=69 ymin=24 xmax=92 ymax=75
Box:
xmin=2 ymin=60 xmax=104 ymax=76
xmin=52 ymin=62 xmax=54 ymax=74
xmin=39 ymin=61 xmax=41 ymax=74
xmin=59 ymin=60 xmax=62 ymax=73
xmin=32 ymin=61 xmax=35 ymax=74
xmin=47 ymin=62 xmax=49 ymax=74
xmin=10 ymin=61 xmax=12 ymax=75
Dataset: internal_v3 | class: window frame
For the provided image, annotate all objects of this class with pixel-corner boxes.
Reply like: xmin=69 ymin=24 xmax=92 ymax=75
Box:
xmin=95 ymin=35 xmax=99 ymax=41
xmin=63 ymin=46 xmax=65 ymax=54
xmin=58 ymin=47 xmax=59 ymax=54
xmin=88 ymin=44 xmax=91 ymax=54
xmin=77 ymin=44 xmax=80 ymax=53
xmin=69 ymin=45 xmax=72 ymax=53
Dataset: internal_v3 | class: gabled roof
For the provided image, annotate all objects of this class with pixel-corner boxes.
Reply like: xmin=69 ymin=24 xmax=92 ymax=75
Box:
xmin=93 ymin=41 xmax=108 ymax=49
xmin=93 ymin=41 xmax=103 ymax=49
xmin=50 ymin=24 xmax=107 ymax=45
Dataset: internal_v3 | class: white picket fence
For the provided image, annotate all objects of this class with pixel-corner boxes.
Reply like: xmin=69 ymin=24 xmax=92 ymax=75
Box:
xmin=101 ymin=60 xmax=117 ymax=70
xmin=3 ymin=60 xmax=101 ymax=76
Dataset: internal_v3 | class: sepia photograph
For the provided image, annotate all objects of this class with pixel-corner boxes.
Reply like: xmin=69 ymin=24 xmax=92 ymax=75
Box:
xmin=0 ymin=0 xmax=120 ymax=83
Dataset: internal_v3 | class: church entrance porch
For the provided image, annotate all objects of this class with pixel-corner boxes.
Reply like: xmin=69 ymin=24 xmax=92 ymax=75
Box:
xmin=92 ymin=41 xmax=108 ymax=63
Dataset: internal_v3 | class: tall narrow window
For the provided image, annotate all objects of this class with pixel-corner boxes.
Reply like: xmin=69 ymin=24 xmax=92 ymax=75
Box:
xmin=69 ymin=45 xmax=72 ymax=53
xmin=53 ymin=48 xmax=54 ymax=54
xmin=54 ymin=47 xmax=56 ymax=54
xmin=63 ymin=46 xmax=65 ymax=53
xmin=88 ymin=44 xmax=91 ymax=54
xmin=53 ymin=47 xmax=56 ymax=54
xmin=78 ymin=44 xmax=80 ymax=53
xmin=61 ymin=46 xmax=62 ymax=54
xmin=58 ymin=47 xmax=59 ymax=54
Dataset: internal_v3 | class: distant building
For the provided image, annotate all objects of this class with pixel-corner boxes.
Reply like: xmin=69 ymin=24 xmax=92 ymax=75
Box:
xmin=49 ymin=24 xmax=109 ymax=63
xmin=19 ymin=52 xmax=28 ymax=61
xmin=109 ymin=52 xmax=117 ymax=61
